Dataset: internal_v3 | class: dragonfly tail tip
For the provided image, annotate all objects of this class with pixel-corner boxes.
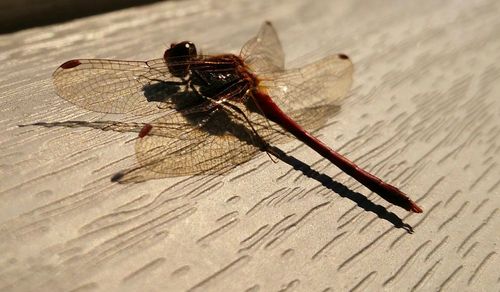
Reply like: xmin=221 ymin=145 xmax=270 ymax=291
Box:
xmin=410 ymin=203 xmax=423 ymax=213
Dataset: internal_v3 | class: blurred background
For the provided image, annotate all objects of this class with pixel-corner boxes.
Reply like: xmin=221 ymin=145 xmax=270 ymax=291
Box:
xmin=0 ymin=0 xmax=165 ymax=33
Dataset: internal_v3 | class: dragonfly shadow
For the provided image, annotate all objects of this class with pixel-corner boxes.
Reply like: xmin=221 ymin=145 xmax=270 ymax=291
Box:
xmin=143 ymin=81 xmax=208 ymax=111
xmin=267 ymin=146 xmax=415 ymax=233
xmin=25 ymin=78 xmax=412 ymax=232
xmin=29 ymin=80 xmax=413 ymax=234
xmin=143 ymin=81 xmax=181 ymax=102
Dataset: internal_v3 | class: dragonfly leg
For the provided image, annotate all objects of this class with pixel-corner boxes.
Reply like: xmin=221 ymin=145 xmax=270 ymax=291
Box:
xmin=186 ymin=78 xmax=276 ymax=160
xmin=222 ymin=101 xmax=276 ymax=162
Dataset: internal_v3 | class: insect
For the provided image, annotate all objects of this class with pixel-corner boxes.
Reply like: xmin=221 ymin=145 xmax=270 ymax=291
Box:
xmin=27 ymin=21 xmax=423 ymax=213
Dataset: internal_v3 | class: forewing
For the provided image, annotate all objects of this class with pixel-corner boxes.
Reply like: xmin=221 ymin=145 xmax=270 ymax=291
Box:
xmin=240 ymin=21 xmax=285 ymax=74
xmin=52 ymin=58 xmax=180 ymax=115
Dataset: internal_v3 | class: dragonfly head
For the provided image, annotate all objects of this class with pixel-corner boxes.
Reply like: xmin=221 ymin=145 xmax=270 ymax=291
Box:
xmin=163 ymin=41 xmax=198 ymax=78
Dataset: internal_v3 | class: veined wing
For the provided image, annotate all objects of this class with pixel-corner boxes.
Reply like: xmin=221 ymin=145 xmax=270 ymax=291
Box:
xmin=240 ymin=21 xmax=285 ymax=74
xmin=258 ymin=53 xmax=354 ymax=114
xmin=52 ymin=57 xmax=218 ymax=116
xmin=31 ymin=80 xmax=340 ymax=183
xmin=127 ymin=96 xmax=340 ymax=181
xmin=130 ymin=107 xmax=261 ymax=179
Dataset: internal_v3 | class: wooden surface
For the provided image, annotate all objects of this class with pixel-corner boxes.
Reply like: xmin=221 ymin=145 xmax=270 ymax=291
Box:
xmin=1 ymin=0 xmax=499 ymax=291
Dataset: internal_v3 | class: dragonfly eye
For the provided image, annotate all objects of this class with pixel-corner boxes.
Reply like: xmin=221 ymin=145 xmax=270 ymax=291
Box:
xmin=164 ymin=41 xmax=198 ymax=78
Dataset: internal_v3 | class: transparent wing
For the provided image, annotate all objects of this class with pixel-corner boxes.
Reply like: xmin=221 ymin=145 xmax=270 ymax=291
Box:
xmin=240 ymin=22 xmax=353 ymax=137
xmin=120 ymin=100 xmax=339 ymax=181
xmin=52 ymin=58 xmax=189 ymax=116
xmin=129 ymin=82 xmax=276 ymax=179
xmin=258 ymin=53 xmax=354 ymax=115
xmin=240 ymin=21 xmax=285 ymax=74
xmin=49 ymin=22 xmax=353 ymax=182
xmin=131 ymin=107 xmax=260 ymax=178
xmin=28 ymin=92 xmax=340 ymax=183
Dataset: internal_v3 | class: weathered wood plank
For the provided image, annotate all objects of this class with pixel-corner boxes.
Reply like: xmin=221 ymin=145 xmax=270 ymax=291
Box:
xmin=1 ymin=0 xmax=499 ymax=291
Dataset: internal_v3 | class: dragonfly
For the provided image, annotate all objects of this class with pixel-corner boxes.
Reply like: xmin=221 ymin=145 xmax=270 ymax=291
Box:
xmin=27 ymin=21 xmax=423 ymax=213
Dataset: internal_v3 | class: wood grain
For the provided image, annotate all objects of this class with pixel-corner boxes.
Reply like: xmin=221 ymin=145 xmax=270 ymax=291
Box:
xmin=1 ymin=0 xmax=499 ymax=291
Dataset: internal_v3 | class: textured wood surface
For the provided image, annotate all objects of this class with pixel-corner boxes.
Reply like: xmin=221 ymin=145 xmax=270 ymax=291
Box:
xmin=1 ymin=0 xmax=499 ymax=291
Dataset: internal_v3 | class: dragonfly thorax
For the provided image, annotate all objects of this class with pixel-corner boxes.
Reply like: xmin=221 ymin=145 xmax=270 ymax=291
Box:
xmin=190 ymin=54 xmax=252 ymax=101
